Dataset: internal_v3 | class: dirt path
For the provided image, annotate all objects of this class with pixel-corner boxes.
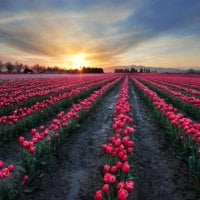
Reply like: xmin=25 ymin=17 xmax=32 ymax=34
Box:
xmin=130 ymin=83 xmax=199 ymax=200
xmin=21 ymin=84 xmax=120 ymax=200
xmin=0 ymin=83 xmax=112 ymax=187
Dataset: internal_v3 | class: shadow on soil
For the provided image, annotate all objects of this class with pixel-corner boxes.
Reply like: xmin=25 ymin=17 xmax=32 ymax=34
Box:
xmin=20 ymin=84 xmax=120 ymax=200
xmin=130 ymin=83 xmax=199 ymax=200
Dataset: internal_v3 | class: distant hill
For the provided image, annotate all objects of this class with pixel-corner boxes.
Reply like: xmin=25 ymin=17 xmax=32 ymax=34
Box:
xmin=104 ymin=65 xmax=200 ymax=73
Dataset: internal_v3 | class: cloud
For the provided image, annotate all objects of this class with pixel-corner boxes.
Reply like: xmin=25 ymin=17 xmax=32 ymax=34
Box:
xmin=0 ymin=3 xmax=134 ymax=58
xmin=0 ymin=0 xmax=200 ymax=68
xmin=109 ymin=0 xmax=200 ymax=52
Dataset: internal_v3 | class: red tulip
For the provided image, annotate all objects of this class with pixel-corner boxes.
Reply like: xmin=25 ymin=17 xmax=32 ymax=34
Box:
xmin=117 ymin=181 xmax=125 ymax=189
xmin=105 ymin=145 xmax=113 ymax=154
xmin=127 ymin=147 xmax=133 ymax=154
xmin=115 ymin=138 xmax=121 ymax=146
xmin=0 ymin=168 xmax=10 ymax=178
xmin=32 ymin=137 xmax=38 ymax=144
xmin=125 ymin=180 xmax=135 ymax=192
xmin=94 ymin=190 xmax=103 ymax=200
xmin=102 ymin=184 xmax=110 ymax=193
xmin=29 ymin=146 xmax=36 ymax=154
xmin=22 ymin=141 xmax=29 ymax=148
xmin=103 ymin=165 xmax=110 ymax=173
xmin=117 ymin=188 xmax=128 ymax=200
xmin=0 ymin=160 xmax=4 ymax=168
xmin=116 ymin=161 xmax=122 ymax=169
xmin=122 ymin=163 xmax=130 ymax=174
xmin=22 ymin=175 xmax=29 ymax=185
xmin=122 ymin=154 xmax=128 ymax=161
xmin=31 ymin=128 xmax=37 ymax=135
xmin=104 ymin=173 xmax=116 ymax=184
xmin=40 ymin=125 xmax=45 ymax=131
xmin=180 ymin=135 xmax=184 ymax=141
xmin=55 ymin=133 xmax=59 ymax=138
xmin=126 ymin=141 xmax=134 ymax=147
xmin=111 ymin=166 xmax=118 ymax=173
xmin=191 ymin=137 xmax=196 ymax=142
xmin=18 ymin=136 xmax=25 ymax=143
xmin=8 ymin=164 xmax=15 ymax=172
xmin=61 ymin=122 xmax=67 ymax=127
xmin=122 ymin=136 xmax=129 ymax=145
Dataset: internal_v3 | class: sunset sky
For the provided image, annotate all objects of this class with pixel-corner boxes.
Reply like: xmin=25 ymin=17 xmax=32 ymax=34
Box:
xmin=0 ymin=0 xmax=200 ymax=71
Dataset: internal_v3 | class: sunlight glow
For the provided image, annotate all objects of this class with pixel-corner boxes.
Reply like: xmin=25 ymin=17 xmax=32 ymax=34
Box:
xmin=71 ymin=54 xmax=88 ymax=69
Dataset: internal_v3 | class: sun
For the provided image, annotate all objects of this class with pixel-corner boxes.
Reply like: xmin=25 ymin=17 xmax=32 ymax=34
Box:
xmin=71 ymin=54 xmax=88 ymax=69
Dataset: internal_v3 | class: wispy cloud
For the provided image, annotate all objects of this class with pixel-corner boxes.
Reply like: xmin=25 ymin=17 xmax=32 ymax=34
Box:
xmin=0 ymin=0 xmax=200 ymax=68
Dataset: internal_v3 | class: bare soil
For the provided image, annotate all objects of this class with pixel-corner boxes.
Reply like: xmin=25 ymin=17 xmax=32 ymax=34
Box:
xmin=130 ymin=83 xmax=199 ymax=200
xmin=20 ymin=84 xmax=120 ymax=200
xmin=1 ymin=80 xmax=199 ymax=200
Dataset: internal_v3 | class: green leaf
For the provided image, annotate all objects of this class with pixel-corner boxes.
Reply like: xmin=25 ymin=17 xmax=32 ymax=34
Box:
xmin=189 ymin=156 xmax=196 ymax=170
xmin=23 ymin=187 xmax=36 ymax=193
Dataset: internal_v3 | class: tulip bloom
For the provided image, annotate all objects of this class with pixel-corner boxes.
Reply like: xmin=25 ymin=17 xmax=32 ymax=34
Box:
xmin=0 ymin=160 xmax=4 ymax=168
xmin=21 ymin=175 xmax=29 ymax=185
xmin=94 ymin=190 xmax=103 ymax=200
xmin=117 ymin=188 xmax=128 ymax=200
xmin=104 ymin=173 xmax=116 ymax=184
xmin=104 ymin=165 xmax=110 ymax=173
xmin=125 ymin=181 xmax=135 ymax=192
xmin=122 ymin=163 xmax=130 ymax=174
xmin=102 ymin=184 xmax=110 ymax=193
xmin=8 ymin=165 xmax=15 ymax=172
xmin=29 ymin=146 xmax=36 ymax=154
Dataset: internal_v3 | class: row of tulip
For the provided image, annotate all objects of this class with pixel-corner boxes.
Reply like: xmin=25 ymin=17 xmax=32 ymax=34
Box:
xmin=0 ymin=77 xmax=112 ymax=116
xmin=0 ymin=77 xmax=73 ymax=107
xmin=0 ymin=75 xmax=112 ymax=116
xmin=19 ymin=77 xmax=121 ymax=177
xmin=138 ymin=78 xmax=200 ymax=109
xmin=0 ymin=76 xmax=115 ymax=125
xmin=137 ymin=74 xmax=200 ymax=98
xmin=137 ymin=74 xmax=200 ymax=91
xmin=0 ymin=77 xmax=121 ymax=199
xmin=0 ymin=77 xmax=117 ymax=143
xmin=0 ymin=76 xmax=97 ymax=107
xmin=139 ymin=78 xmax=200 ymax=120
xmin=0 ymin=161 xmax=14 ymax=179
xmin=131 ymin=77 xmax=200 ymax=179
xmin=153 ymin=80 xmax=200 ymax=98
xmin=94 ymin=76 xmax=136 ymax=200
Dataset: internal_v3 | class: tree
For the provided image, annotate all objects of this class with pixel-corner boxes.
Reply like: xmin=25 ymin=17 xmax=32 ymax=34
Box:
xmin=0 ymin=60 xmax=3 ymax=72
xmin=6 ymin=62 xmax=14 ymax=73
xmin=130 ymin=67 xmax=137 ymax=73
xmin=24 ymin=67 xmax=33 ymax=73
xmin=32 ymin=64 xmax=44 ymax=73
xmin=16 ymin=62 xmax=23 ymax=73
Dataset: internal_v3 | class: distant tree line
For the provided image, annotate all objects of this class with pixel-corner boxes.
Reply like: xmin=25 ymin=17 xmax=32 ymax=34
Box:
xmin=114 ymin=67 xmax=151 ymax=73
xmin=57 ymin=67 xmax=103 ymax=74
xmin=115 ymin=68 xmax=137 ymax=73
xmin=139 ymin=68 xmax=151 ymax=73
xmin=186 ymin=69 xmax=200 ymax=74
xmin=0 ymin=61 xmax=26 ymax=73
xmin=80 ymin=67 xmax=103 ymax=73
xmin=0 ymin=60 xmax=104 ymax=74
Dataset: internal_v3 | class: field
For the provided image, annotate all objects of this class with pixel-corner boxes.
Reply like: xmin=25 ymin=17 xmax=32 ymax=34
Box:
xmin=0 ymin=73 xmax=200 ymax=200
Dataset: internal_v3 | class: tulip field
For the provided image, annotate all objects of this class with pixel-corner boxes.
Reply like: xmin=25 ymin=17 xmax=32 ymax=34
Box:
xmin=0 ymin=73 xmax=200 ymax=200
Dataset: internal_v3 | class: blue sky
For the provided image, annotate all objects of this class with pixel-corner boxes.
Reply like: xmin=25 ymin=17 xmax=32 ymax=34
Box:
xmin=0 ymin=0 xmax=199 ymax=70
